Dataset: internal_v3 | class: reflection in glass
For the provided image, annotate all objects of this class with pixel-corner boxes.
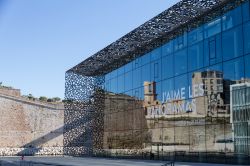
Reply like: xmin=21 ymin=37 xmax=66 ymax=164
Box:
xmin=244 ymin=21 xmax=250 ymax=54
xmin=110 ymin=69 xmax=117 ymax=79
xmin=124 ymin=71 xmax=133 ymax=91
xmin=222 ymin=6 xmax=242 ymax=31
xmin=245 ymin=54 xmax=250 ymax=78
xmin=162 ymin=79 xmax=174 ymax=102
xmin=117 ymin=66 xmax=124 ymax=76
xmin=242 ymin=1 xmax=250 ymax=22
xmin=156 ymin=82 xmax=162 ymax=102
xmin=223 ymin=57 xmax=245 ymax=81
xmin=231 ymin=83 xmax=250 ymax=155
xmin=174 ymin=74 xmax=188 ymax=99
xmin=133 ymin=67 xmax=142 ymax=89
xmin=101 ymin=2 xmax=250 ymax=163
xmin=222 ymin=25 xmax=243 ymax=61
xmin=188 ymin=26 xmax=203 ymax=45
xmin=151 ymin=60 xmax=161 ymax=82
xmin=117 ymin=75 xmax=125 ymax=93
xmin=151 ymin=47 xmax=161 ymax=61
xmin=142 ymin=63 xmax=151 ymax=82
xmin=133 ymin=87 xmax=143 ymax=100
xmin=162 ymin=55 xmax=173 ymax=79
xmin=173 ymin=33 xmax=187 ymax=51
xmin=110 ymin=77 xmax=117 ymax=94
xmin=174 ymin=49 xmax=187 ymax=76
xmin=141 ymin=52 xmax=151 ymax=66
xmin=205 ymin=63 xmax=223 ymax=72
xmin=188 ymin=42 xmax=204 ymax=71
xmin=125 ymin=61 xmax=133 ymax=73
xmin=105 ymin=80 xmax=110 ymax=92
xmin=162 ymin=41 xmax=173 ymax=56
xmin=133 ymin=57 xmax=141 ymax=69
xmin=204 ymin=34 xmax=222 ymax=66
xmin=204 ymin=17 xmax=221 ymax=38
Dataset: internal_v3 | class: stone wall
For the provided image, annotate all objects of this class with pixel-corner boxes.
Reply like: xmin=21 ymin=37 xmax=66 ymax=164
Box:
xmin=0 ymin=88 xmax=64 ymax=156
xmin=0 ymin=87 xmax=20 ymax=97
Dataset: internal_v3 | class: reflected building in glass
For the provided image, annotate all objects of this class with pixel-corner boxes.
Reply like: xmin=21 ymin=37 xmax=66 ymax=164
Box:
xmin=65 ymin=0 xmax=250 ymax=164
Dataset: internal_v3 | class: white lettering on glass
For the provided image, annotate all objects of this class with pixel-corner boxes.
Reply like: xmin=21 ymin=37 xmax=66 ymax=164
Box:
xmin=146 ymin=83 xmax=204 ymax=118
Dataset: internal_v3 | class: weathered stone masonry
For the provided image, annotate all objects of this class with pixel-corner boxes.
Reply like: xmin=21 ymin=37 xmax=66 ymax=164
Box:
xmin=0 ymin=87 xmax=64 ymax=156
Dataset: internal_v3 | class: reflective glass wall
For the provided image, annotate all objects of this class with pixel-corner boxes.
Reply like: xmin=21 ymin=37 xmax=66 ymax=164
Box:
xmin=102 ymin=1 xmax=250 ymax=164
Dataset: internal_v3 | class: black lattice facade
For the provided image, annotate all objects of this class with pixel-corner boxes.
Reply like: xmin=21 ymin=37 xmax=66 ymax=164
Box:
xmin=64 ymin=72 xmax=105 ymax=156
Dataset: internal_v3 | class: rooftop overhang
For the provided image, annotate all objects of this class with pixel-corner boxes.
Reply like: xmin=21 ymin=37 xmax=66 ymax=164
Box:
xmin=67 ymin=0 xmax=244 ymax=76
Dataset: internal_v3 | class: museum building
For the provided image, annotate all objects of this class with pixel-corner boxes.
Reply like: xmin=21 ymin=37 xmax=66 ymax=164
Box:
xmin=65 ymin=0 xmax=250 ymax=164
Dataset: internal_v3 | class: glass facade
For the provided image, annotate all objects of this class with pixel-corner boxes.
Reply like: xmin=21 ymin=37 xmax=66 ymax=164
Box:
xmin=102 ymin=2 xmax=250 ymax=163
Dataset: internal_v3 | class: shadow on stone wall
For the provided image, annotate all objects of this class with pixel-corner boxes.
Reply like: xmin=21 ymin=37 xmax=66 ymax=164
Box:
xmin=13 ymin=104 xmax=99 ymax=156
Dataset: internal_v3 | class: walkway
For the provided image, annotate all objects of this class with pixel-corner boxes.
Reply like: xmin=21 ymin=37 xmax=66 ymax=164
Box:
xmin=0 ymin=156 xmax=244 ymax=166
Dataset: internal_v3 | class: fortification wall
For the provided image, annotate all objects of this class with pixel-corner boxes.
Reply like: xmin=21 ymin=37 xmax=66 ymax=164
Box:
xmin=0 ymin=88 xmax=64 ymax=156
xmin=0 ymin=87 xmax=21 ymax=97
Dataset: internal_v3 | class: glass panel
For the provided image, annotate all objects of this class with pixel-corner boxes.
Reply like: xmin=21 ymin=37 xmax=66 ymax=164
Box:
xmin=206 ymin=124 xmax=227 ymax=156
xmin=174 ymin=126 xmax=190 ymax=153
xmin=204 ymin=34 xmax=222 ymax=66
xmin=154 ymin=63 xmax=159 ymax=79
xmin=204 ymin=17 xmax=221 ymax=38
xmin=151 ymin=60 xmax=161 ymax=82
xmin=117 ymin=66 xmax=124 ymax=76
xmin=110 ymin=69 xmax=117 ymax=79
xmin=124 ymin=61 xmax=133 ymax=73
xmin=209 ymin=40 xmax=216 ymax=59
xmin=174 ymin=32 xmax=187 ymax=51
xmin=205 ymin=63 xmax=223 ymax=72
xmin=133 ymin=67 xmax=142 ymax=89
xmin=156 ymin=81 xmax=162 ymax=102
xmin=222 ymin=6 xmax=242 ymax=31
xmin=174 ymin=74 xmax=188 ymax=100
xmin=188 ymin=26 xmax=203 ymax=46
xmin=117 ymin=75 xmax=124 ymax=93
xmin=245 ymin=54 xmax=250 ymax=79
xmin=133 ymin=87 xmax=143 ymax=101
xmin=151 ymin=47 xmax=161 ymax=61
xmin=223 ymin=57 xmax=245 ymax=81
xmin=133 ymin=57 xmax=141 ymax=69
xmin=124 ymin=71 xmax=133 ymax=91
xmin=243 ymin=21 xmax=250 ymax=54
xmin=141 ymin=52 xmax=151 ymax=66
xmin=187 ymin=69 xmax=204 ymax=99
xmin=242 ymin=1 xmax=250 ymax=22
xmin=188 ymin=42 xmax=204 ymax=71
xmin=105 ymin=79 xmax=110 ymax=92
xmin=222 ymin=25 xmax=243 ymax=61
xmin=162 ymin=54 xmax=174 ymax=80
xmin=162 ymin=40 xmax=173 ymax=56
xmin=125 ymin=90 xmax=133 ymax=98
xmin=133 ymin=88 xmax=140 ymax=100
xmin=174 ymin=49 xmax=187 ymax=76
xmin=141 ymin=63 xmax=151 ymax=83
xmin=117 ymin=75 xmax=125 ymax=93
xmin=110 ymin=77 xmax=117 ymax=94
xmin=162 ymin=78 xmax=174 ymax=103
xmin=105 ymin=73 xmax=110 ymax=82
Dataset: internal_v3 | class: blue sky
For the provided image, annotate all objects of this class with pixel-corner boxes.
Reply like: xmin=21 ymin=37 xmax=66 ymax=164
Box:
xmin=0 ymin=0 xmax=179 ymax=99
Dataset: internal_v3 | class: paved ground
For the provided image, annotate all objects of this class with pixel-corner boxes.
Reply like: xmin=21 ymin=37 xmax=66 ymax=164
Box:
xmin=0 ymin=156 xmax=245 ymax=166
